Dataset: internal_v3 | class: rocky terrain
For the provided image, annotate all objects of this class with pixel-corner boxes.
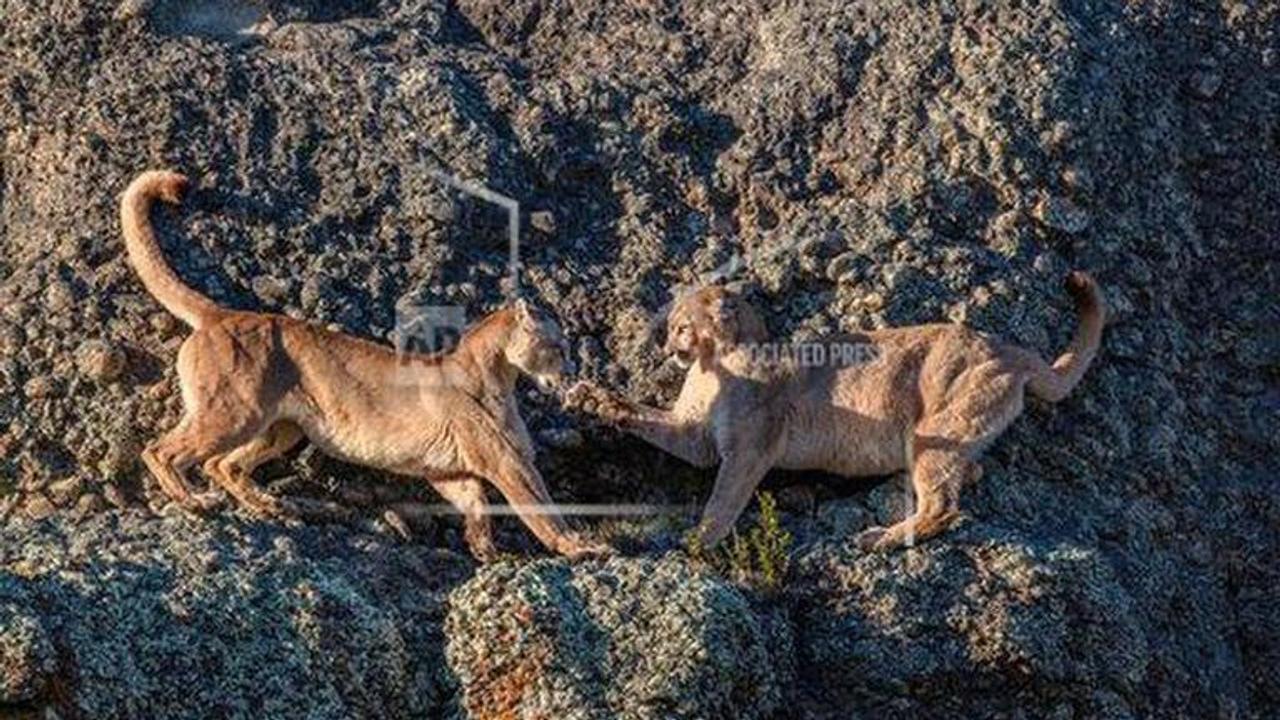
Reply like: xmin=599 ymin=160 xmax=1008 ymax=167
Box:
xmin=2 ymin=0 xmax=1278 ymax=718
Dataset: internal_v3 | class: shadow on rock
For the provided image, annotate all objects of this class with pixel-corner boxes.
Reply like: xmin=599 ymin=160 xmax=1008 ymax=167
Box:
xmin=793 ymin=523 xmax=1149 ymax=719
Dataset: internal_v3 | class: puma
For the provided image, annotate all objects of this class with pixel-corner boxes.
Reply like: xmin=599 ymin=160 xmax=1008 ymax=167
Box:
xmin=566 ymin=274 xmax=1105 ymax=551
xmin=121 ymin=170 xmax=604 ymax=560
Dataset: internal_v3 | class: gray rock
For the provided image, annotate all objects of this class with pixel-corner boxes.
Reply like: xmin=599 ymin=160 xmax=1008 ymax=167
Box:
xmin=531 ymin=210 xmax=558 ymax=235
xmin=46 ymin=475 xmax=85 ymax=507
xmin=0 ymin=513 xmax=471 ymax=718
xmin=251 ymin=275 xmax=292 ymax=306
xmin=825 ymin=251 xmax=862 ymax=283
xmin=22 ymin=376 xmax=58 ymax=400
xmin=22 ymin=494 xmax=56 ymax=521
xmin=538 ymin=427 xmax=584 ymax=449
xmin=445 ymin=555 xmax=789 ymax=720
xmin=1191 ymin=70 xmax=1224 ymax=99
xmin=382 ymin=509 xmax=412 ymax=541
xmin=102 ymin=482 xmax=129 ymax=509
xmin=814 ymin=498 xmax=874 ymax=539
xmin=75 ymin=340 xmax=127 ymax=382
xmin=148 ymin=312 xmax=179 ymax=337
xmin=795 ymin=528 xmax=1148 ymax=719
xmin=72 ymin=491 xmax=108 ymax=518
xmin=0 ymin=586 xmax=56 ymax=704
xmin=1034 ymin=196 xmax=1092 ymax=234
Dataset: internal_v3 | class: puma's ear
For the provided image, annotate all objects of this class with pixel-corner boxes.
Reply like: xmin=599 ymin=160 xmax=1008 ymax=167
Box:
xmin=705 ymin=293 xmax=738 ymax=347
xmin=732 ymin=294 xmax=767 ymax=343
xmin=513 ymin=297 xmax=537 ymax=327
xmin=710 ymin=290 xmax=765 ymax=345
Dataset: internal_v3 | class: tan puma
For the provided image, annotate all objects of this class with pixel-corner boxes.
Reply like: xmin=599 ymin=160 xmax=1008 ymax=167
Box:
xmin=566 ymin=273 xmax=1105 ymax=551
xmin=122 ymin=169 xmax=603 ymax=560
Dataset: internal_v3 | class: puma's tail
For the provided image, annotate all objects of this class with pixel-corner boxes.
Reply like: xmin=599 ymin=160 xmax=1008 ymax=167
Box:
xmin=1027 ymin=271 xmax=1106 ymax=402
xmin=120 ymin=170 xmax=223 ymax=328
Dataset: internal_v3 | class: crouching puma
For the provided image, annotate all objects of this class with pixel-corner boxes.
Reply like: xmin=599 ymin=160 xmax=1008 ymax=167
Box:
xmin=121 ymin=170 xmax=605 ymax=560
xmin=566 ymin=275 xmax=1105 ymax=551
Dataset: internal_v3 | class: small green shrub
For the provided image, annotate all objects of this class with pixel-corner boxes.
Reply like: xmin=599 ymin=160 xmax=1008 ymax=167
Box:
xmin=748 ymin=492 xmax=791 ymax=591
xmin=726 ymin=530 xmax=753 ymax=585
xmin=684 ymin=525 xmax=707 ymax=564
xmin=685 ymin=491 xmax=793 ymax=593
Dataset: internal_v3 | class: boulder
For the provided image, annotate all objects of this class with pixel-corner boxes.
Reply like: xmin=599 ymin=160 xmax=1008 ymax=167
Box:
xmin=0 ymin=514 xmax=471 ymax=719
xmin=446 ymin=555 xmax=791 ymax=720
xmin=795 ymin=526 xmax=1147 ymax=718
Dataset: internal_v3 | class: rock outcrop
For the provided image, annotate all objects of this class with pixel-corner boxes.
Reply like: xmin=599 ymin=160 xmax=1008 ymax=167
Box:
xmin=0 ymin=513 xmax=472 ymax=718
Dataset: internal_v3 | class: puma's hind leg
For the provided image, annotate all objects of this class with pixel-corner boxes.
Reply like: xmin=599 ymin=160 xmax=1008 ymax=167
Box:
xmin=856 ymin=447 xmax=973 ymax=550
xmin=202 ymin=420 xmax=304 ymax=519
xmin=858 ymin=371 xmax=1022 ymax=551
xmin=142 ymin=411 xmax=271 ymax=513
xmin=145 ymin=326 xmax=284 ymax=514
xmin=142 ymin=419 xmax=226 ymax=512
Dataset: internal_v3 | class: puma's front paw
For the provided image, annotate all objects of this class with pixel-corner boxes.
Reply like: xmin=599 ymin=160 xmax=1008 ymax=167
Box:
xmin=563 ymin=381 xmax=631 ymax=426
xmin=563 ymin=380 xmax=606 ymax=413
xmin=469 ymin=539 xmax=500 ymax=564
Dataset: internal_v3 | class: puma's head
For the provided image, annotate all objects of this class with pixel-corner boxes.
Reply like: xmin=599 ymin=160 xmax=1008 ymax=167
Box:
xmin=505 ymin=298 xmax=575 ymax=392
xmin=664 ymin=285 xmax=767 ymax=367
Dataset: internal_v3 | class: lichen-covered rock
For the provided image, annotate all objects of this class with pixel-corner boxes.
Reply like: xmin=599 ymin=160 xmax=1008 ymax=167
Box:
xmin=445 ymin=555 xmax=790 ymax=720
xmin=794 ymin=525 xmax=1149 ymax=719
xmin=0 ymin=513 xmax=472 ymax=719
xmin=0 ymin=584 xmax=56 ymax=705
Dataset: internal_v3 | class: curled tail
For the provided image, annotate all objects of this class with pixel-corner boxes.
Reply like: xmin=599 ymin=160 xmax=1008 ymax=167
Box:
xmin=120 ymin=170 xmax=222 ymax=328
xmin=1027 ymin=271 xmax=1106 ymax=402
